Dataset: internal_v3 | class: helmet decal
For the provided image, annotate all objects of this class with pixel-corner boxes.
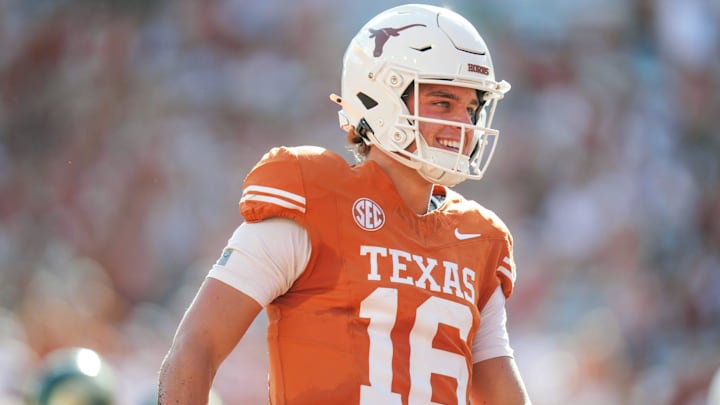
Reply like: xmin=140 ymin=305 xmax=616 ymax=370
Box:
xmin=468 ymin=63 xmax=490 ymax=75
xmin=368 ymin=24 xmax=427 ymax=57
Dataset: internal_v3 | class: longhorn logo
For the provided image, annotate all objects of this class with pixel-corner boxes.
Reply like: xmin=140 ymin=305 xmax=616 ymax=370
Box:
xmin=368 ymin=24 xmax=427 ymax=57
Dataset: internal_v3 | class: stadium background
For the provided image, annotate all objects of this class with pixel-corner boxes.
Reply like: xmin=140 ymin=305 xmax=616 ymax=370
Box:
xmin=0 ymin=0 xmax=718 ymax=403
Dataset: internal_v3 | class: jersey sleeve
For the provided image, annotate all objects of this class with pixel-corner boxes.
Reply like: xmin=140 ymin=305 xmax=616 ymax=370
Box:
xmin=240 ymin=147 xmax=307 ymax=224
xmin=496 ymin=231 xmax=517 ymax=299
xmin=207 ymin=217 xmax=311 ymax=306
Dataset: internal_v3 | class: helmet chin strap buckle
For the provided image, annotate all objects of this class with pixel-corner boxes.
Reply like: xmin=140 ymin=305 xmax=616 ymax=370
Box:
xmin=336 ymin=110 xmax=353 ymax=132
xmin=332 ymin=94 xmax=370 ymax=135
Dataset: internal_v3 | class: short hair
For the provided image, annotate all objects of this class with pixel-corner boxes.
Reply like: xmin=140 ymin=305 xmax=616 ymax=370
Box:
xmin=345 ymin=128 xmax=371 ymax=162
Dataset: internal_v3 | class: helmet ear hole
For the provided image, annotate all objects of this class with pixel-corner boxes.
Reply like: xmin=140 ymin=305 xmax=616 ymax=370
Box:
xmin=400 ymin=82 xmax=414 ymax=106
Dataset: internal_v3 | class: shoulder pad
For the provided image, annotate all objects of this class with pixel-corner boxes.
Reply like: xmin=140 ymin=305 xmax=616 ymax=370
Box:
xmin=240 ymin=147 xmax=307 ymax=222
xmin=239 ymin=146 xmax=349 ymax=222
xmin=445 ymin=188 xmax=511 ymax=237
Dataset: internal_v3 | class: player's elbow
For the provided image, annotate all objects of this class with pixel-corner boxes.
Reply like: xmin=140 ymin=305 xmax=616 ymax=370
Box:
xmin=158 ymin=332 xmax=218 ymax=402
xmin=161 ymin=329 xmax=218 ymax=378
xmin=470 ymin=356 xmax=531 ymax=405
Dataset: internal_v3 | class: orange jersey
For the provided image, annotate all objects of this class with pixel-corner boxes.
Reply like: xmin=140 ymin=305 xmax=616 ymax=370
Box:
xmin=240 ymin=146 xmax=516 ymax=405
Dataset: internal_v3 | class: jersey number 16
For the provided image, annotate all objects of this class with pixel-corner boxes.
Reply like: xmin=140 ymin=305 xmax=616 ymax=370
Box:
xmin=359 ymin=287 xmax=473 ymax=405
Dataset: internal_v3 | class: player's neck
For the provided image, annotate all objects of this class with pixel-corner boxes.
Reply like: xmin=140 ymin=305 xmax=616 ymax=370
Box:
xmin=367 ymin=149 xmax=434 ymax=216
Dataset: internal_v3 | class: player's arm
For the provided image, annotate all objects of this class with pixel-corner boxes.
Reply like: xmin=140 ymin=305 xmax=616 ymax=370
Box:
xmin=470 ymin=356 xmax=530 ymax=404
xmin=159 ymin=218 xmax=311 ymax=403
xmin=158 ymin=279 xmax=262 ymax=403
xmin=468 ymin=286 xmax=531 ymax=404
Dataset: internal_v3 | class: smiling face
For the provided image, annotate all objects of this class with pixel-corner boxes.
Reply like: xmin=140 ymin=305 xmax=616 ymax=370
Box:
xmin=403 ymin=83 xmax=481 ymax=156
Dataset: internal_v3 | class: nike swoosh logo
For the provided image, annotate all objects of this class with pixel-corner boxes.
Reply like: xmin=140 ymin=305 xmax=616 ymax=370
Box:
xmin=454 ymin=228 xmax=482 ymax=240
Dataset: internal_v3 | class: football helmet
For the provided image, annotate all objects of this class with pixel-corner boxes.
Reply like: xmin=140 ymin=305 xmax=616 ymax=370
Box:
xmin=331 ymin=4 xmax=511 ymax=186
xmin=31 ymin=347 xmax=116 ymax=405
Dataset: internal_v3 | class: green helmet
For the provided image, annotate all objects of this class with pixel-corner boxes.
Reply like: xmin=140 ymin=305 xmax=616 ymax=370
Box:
xmin=32 ymin=347 xmax=116 ymax=405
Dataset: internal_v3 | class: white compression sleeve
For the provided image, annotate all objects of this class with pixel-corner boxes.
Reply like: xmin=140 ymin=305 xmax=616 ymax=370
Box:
xmin=472 ymin=285 xmax=514 ymax=363
xmin=207 ymin=217 xmax=311 ymax=306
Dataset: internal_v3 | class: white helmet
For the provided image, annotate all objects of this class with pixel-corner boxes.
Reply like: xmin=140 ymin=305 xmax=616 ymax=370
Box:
xmin=331 ymin=4 xmax=511 ymax=186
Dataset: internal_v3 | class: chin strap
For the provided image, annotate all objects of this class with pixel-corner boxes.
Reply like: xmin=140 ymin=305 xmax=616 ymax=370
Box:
xmin=331 ymin=93 xmax=374 ymax=143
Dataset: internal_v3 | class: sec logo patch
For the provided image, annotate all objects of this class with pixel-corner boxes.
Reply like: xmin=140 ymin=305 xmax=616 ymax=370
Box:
xmin=352 ymin=198 xmax=385 ymax=231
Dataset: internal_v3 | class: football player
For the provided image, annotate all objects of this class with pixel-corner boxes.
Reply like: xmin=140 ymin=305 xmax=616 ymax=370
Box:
xmin=160 ymin=4 xmax=530 ymax=404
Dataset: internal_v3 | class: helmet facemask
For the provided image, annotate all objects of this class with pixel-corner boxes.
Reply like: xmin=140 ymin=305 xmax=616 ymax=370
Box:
xmin=384 ymin=75 xmax=505 ymax=186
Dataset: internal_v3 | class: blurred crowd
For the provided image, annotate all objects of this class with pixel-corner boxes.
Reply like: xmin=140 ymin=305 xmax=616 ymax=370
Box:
xmin=0 ymin=0 xmax=718 ymax=404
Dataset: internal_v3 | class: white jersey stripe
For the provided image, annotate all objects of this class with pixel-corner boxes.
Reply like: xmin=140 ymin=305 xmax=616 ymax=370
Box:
xmin=497 ymin=256 xmax=516 ymax=285
xmin=240 ymin=194 xmax=306 ymax=213
xmin=497 ymin=266 xmax=516 ymax=286
xmin=243 ymin=185 xmax=306 ymax=205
